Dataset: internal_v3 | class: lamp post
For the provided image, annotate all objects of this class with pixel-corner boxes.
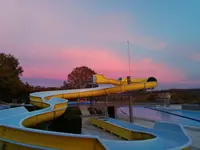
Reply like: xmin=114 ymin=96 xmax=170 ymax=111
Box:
xmin=127 ymin=41 xmax=133 ymax=123
xmin=127 ymin=41 xmax=131 ymax=76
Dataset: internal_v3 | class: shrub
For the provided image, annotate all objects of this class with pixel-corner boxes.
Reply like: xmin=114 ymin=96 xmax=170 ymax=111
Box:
xmin=49 ymin=107 xmax=82 ymax=134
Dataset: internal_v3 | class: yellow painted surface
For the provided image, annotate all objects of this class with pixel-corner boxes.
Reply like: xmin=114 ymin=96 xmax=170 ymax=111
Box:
xmin=30 ymin=100 xmax=50 ymax=108
xmin=0 ymin=125 xmax=105 ymax=150
xmin=29 ymin=96 xmax=43 ymax=102
xmin=91 ymin=118 xmax=155 ymax=140
xmin=44 ymin=74 xmax=157 ymax=100
xmin=44 ymin=96 xmax=52 ymax=100
xmin=95 ymin=74 xmax=151 ymax=85
xmin=52 ymin=94 xmax=64 ymax=99
xmin=23 ymin=112 xmax=54 ymax=127
xmin=0 ymin=141 xmax=38 ymax=150
xmin=55 ymin=82 xmax=157 ymax=100
xmin=53 ymin=102 xmax=67 ymax=110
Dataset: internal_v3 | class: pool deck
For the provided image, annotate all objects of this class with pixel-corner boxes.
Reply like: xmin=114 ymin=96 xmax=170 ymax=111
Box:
xmin=117 ymin=114 xmax=200 ymax=150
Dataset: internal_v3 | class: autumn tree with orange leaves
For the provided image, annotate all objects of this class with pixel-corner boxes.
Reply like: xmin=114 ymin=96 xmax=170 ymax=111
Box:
xmin=64 ymin=66 xmax=97 ymax=89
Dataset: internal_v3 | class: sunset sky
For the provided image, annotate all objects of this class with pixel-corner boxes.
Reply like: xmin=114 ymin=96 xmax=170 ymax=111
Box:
xmin=1 ymin=0 xmax=200 ymax=89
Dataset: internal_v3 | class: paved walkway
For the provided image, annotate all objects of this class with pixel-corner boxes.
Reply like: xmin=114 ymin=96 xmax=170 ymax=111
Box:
xmin=79 ymin=106 xmax=90 ymax=116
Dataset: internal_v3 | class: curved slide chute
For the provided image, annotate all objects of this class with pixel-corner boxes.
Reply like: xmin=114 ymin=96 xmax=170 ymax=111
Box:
xmin=0 ymin=74 xmax=191 ymax=150
xmin=94 ymin=74 xmax=157 ymax=86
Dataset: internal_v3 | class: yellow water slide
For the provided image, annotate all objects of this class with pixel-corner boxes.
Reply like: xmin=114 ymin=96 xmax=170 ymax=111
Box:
xmin=94 ymin=74 xmax=155 ymax=85
xmin=43 ymin=74 xmax=157 ymax=100
xmin=0 ymin=74 xmax=158 ymax=150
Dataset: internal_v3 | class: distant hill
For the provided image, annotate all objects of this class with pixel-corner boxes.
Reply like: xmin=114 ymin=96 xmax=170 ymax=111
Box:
xmin=112 ymin=89 xmax=200 ymax=104
xmin=21 ymin=77 xmax=63 ymax=87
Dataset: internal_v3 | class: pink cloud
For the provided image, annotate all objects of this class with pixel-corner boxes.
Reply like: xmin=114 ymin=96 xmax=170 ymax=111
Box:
xmin=0 ymin=1 xmax=167 ymax=52
xmin=0 ymin=1 xmax=171 ymax=85
xmin=21 ymin=47 xmax=185 ymax=83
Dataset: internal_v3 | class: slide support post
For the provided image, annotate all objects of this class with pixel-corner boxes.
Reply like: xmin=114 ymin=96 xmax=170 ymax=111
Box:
xmin=127 ymin=76 xmax=133 ymax=123
xmin=105 ymin=95 xmax=108 ymax=117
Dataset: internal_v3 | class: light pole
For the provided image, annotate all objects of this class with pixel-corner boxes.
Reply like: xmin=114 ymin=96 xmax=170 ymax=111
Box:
xmin=127 ymin=41 xmax=133 ymax=123
xmin=127 ymin=41 xmax=131 ymax=76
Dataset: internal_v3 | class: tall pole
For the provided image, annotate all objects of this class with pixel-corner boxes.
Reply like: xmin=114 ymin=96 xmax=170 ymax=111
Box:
xmin=127 ymin=41 xmax=131 ymax=76
xmin=105 ymin=95 xmax=108 ymax=117
xmin=127 ymin=41 xmax=133 ymax=123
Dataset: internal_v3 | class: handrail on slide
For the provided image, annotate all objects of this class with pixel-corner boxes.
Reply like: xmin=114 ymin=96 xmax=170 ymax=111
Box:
xmin=0 ymin=74 xmax=191 ymax=150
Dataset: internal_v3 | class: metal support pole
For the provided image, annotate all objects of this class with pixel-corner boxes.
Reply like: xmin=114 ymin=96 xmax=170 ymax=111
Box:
xmin=105 ymin=96 xmax=108 ymax=117
xmin=91 ymin=83 xmax=94 ymax=106
xmin=96 ymin=97 xmax=98 ymax=104
xmin=77 ymin=98 xmax=80 ymax=106
xmin=1 ymin=142 xmax=5 ymax=150
xmin=127 ymin=41 xmax=131 ymax=76
xmin=127 ymin=76 xmax=133 ymax=123
xmin=113 ymin=96 xmax=117 ymax=118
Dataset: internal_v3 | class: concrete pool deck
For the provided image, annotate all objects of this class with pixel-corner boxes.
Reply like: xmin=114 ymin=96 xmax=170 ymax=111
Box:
xmin=117 ymin=114 xmax=200 ymax=150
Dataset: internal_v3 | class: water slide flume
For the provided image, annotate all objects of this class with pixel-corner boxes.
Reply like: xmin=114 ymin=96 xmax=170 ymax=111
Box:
xmin=0 ymin=74 xmax=191 ymax=150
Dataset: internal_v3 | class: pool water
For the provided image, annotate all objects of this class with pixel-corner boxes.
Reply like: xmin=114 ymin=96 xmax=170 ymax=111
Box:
xmin=118 ymin=106 xmax=200 ymax=127
xmin=151 ymin=108 xmax=200 ymax=122
xmin=0 ymin=105 xmax=9 ymax=110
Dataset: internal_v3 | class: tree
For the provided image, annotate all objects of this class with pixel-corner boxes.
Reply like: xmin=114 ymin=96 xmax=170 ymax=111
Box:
xmin=0 ymin=53 xmax=24 ymax=102
xmin=66 ymin=66 xmax=96 ymax=89
xmin=0 ymin=53 xmax=23 ymax=78
xmin=61 ymin=81 xmax=73 ymax=89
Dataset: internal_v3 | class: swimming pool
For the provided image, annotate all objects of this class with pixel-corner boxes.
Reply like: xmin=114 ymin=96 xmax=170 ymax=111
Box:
xmin=117 ymin=106 xmax=200 ymax=127
xmin=151 ymin=107 xmax=200 ymax=122
xmin=0 ymin=105 xmax=9 ymax=110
